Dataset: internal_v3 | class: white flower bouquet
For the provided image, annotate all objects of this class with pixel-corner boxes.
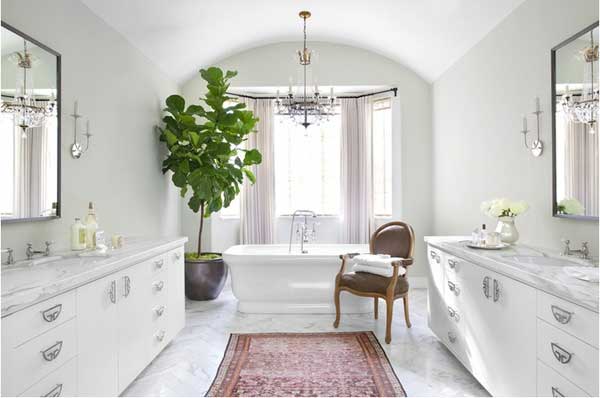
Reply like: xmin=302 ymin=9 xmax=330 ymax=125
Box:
xmin=480 ymin=198 xmax=529 ymax=218
xmin=557 ymin=198 xmax=585 ymax=215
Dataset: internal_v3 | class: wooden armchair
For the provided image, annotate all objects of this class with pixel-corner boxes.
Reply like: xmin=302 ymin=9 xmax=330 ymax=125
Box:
xmin=333 ymin=221 xmax=415 ymax=343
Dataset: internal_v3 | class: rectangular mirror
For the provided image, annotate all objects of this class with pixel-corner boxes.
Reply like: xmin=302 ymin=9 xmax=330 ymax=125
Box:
xmin=1 ymin=22 xmax=61 ymax=223
xmin=552 ymin=21 xmax=599 ymax=221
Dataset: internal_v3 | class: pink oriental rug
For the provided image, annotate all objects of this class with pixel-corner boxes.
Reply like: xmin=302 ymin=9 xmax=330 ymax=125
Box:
xmin=206 ymin=331 xmax=406 ymax=397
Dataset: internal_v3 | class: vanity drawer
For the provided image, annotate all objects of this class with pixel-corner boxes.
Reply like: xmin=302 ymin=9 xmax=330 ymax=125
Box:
xmin=2 ymin=289 xmax=76 ymax=348
xmin=537 ymin=290 xmax=598 ymax=348
xmin=19 ymin=356 xmax=77 ymax=397
xmin=2 ymin=318 xmax=77 ymax=396
xmin=537 ymin=360 xmax=589 ymax=397
xmin=537 ymin=319 xmax=598 ymax=396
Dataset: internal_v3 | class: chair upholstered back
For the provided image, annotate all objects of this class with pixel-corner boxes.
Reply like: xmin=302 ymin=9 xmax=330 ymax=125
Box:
xmin=369 ymin=221 xmax=415 ymax=259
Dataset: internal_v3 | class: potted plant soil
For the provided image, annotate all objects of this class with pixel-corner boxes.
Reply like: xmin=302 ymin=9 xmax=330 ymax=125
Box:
xmin=158 ymin=67 xmax=261 ymax=300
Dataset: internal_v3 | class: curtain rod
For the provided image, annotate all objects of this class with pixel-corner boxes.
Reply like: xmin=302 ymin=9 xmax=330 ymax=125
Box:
xmin=226 ymin=87 xmax=397 ymax=100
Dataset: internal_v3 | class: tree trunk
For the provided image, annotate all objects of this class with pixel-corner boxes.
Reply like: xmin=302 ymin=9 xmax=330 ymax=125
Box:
xmin=197 ymin=202 xmax=205 ymax=257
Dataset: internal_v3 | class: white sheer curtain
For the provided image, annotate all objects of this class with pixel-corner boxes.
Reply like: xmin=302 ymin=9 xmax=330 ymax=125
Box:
xmin=563 ymin=115 xmax=599 ymax=216
xmin=340 ymin=97 xmax=373 ymax=243
xmin=240 ymin=98 xmax=275 ymax=244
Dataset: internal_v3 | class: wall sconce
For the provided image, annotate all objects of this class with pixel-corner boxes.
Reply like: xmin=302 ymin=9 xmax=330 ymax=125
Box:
xmin=70 ymin=101 xmax=92 ymax=159
xmin=521 ymin=97 xmax=543 ymax=157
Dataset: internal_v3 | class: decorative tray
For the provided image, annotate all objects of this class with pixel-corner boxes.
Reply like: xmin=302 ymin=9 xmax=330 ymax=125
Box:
xmin=465 ymin=242 xmax=509 ymax=250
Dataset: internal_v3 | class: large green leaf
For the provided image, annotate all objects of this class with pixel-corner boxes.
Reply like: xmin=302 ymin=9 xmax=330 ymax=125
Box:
xmin=166 ymin=95 xmax=185 ymax=113
xmin=242 ymin=168 xmax=256 ymax=184
xmin=243 ymin=149 xmax=262 ymax=165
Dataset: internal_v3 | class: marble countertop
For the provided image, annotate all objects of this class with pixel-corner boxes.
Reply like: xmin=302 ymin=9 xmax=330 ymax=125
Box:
xmin=424 ymin=236 xmax=599 ymax=313
xmin=1 ymin=236 xmax=188 ymax=317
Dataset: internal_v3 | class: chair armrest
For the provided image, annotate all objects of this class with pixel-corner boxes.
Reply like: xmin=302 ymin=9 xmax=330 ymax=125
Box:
xmin=338 ymin=252 xmax=361 ymax=260
xmin=393 ymin=257 xmax=413 ymax=267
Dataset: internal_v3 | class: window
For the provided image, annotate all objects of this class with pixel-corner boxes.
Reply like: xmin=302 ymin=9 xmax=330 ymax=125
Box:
xmin=372 ymin=98 xmax=393 ymax=216
xmin=274 ymin=115 xmax=341 ymax=215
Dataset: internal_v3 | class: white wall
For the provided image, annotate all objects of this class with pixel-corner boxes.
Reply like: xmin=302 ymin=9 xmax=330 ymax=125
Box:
xmin=181 ymin=42 xmax=433 ymax=278
xmin=0 ymin=0 xmax=181 ymax=257
xmin=432 ymin=0 xmax=599 ymax=253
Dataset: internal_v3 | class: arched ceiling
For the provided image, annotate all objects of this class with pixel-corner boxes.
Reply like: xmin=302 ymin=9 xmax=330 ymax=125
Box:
xmin=81 ymin=0 xmax=525 ymax=84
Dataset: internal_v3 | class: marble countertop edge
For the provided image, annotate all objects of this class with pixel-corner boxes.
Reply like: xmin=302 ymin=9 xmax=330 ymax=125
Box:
xmin=1 ymin=236 xmax=188 ymax=317
xmin=424 ymin=236 xmax=599 ymax=313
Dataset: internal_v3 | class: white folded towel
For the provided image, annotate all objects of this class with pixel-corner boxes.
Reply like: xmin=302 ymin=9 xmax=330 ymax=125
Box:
xmin=353 ymin=263 xmax=406 ymax=277
xmin=351 ymin=254 xmax=402 ymax=268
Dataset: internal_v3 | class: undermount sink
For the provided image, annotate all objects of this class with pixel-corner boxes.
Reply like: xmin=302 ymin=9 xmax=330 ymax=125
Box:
xmin=503 ymin=255 xmax=585 ymax=267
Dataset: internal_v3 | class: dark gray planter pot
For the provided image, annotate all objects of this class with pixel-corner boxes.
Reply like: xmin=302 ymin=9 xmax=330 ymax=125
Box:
xmin=184 ymin=253 xmax=227 ymax=300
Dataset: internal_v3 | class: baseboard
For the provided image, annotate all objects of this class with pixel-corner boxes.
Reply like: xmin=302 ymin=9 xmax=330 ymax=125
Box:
xmin=409 ymin=276 xmax=428 ymax=289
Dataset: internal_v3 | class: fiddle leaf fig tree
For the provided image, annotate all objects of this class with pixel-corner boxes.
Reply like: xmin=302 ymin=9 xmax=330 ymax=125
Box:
xmin=158 ymin=67 xmax=261 ymax=259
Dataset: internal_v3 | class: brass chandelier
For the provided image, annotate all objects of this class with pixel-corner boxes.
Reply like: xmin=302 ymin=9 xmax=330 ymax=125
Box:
xmin=275 ymin=11 xmax=338 ymax=129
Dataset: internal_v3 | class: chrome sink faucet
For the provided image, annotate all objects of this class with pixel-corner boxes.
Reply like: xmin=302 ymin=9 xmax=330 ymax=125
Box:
xmin=1 ymin=248 xmax=14 ymax=265
xmin=288 ymin=210 xmax=317 ymax=254
xmin=26 ymin=241 xmax=53 ymax=260
xmin=561 ymin=239 xmax=590 ymax=260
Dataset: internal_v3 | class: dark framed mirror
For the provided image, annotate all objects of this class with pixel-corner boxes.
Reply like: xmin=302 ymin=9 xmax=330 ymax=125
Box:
xmin=1 ymin=22 xmax=61 ymax=223
xmin=552 ymin=21 xmax=599 ymax=221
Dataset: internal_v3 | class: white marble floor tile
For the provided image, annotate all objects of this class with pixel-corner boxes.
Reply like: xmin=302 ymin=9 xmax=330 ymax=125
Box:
xmin=123 ymin=287 xmax=488 ymax=397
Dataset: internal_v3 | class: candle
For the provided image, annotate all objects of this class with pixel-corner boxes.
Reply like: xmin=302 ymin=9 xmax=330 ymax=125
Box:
xmin=74 ymin=100 xmax=79 ymax=115
xmin=535 ymin=97 xmax=540 ymax=113
xmin=522 ymin=115 xmax=527 ymax=131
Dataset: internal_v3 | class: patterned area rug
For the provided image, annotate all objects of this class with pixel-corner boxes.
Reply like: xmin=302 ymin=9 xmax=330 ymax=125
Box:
xmin=206 ymin=331 xmax=406 ymax=397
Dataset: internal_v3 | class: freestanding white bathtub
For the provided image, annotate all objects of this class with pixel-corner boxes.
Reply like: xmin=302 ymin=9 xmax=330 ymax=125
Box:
xmin=223 ymin=244 xmax=371 ymax=314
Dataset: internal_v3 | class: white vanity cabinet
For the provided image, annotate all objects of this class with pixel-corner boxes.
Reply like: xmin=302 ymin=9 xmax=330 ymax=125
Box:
xmin=1 ymin=240 xmax=186 ymax=397
xmin=426 ymin=242 xmax=598 ymax=397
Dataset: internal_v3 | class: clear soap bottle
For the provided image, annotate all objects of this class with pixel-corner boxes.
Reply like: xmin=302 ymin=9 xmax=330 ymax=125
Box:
xmin=85 ymin=202 xmax=98 ymax=250
xmin=71 ymin=218 xmax=86 ymax=251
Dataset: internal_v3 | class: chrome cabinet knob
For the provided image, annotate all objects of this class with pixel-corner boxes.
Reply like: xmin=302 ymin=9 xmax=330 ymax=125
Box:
xmin=155 ymin=259 xmax=164 ymax=269
xmin=122 ymin=276 xmax=131 ymax=297
xmin=447 ymin=259 xmax=457 ymax=269
xmin=482 ymin=276 xmax=491 ymax=299
xmin=174 ymin=252 xmax=181 ymax=260
xmin=447 ymin=331 xmax=457 ymax=343
xmin=108 ymin=280 xmax=117 ymax=303
xmin=155 ymin=330 xmax=166 ymax=342
xmin=550 ymin=342 xmax=573 ymax=364
xmin=154 ymin=305 xmax=166 ymax=317
xmin=153 ymin=281 xmax=165 ymax=291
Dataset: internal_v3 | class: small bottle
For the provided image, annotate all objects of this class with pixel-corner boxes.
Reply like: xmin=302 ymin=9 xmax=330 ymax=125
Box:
xmin=85 ymin=202 xmax=98 ymax=250
xmin=471 ymin=226 xmax=481 ymax=245
xmin=479 ymin=224 xmax=487 ymax=246
xmin=71 ymin=218 xmax=86 ymax=251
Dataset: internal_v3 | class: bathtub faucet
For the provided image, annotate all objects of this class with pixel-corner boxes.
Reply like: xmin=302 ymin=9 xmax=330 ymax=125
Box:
xmin=288 ymin=210 xmax=317 ymax=254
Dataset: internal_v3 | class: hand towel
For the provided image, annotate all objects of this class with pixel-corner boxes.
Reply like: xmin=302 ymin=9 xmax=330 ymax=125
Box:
xmin=353 ymin=263 xmax=406 ymax=277
xmin=351 ymin=254 xmax=402 ymax=269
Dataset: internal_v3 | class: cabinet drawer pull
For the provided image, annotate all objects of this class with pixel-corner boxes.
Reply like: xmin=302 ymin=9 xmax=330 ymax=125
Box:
xmin=447 ymin=259 xmax=457 ymax=269
xmin=429 ymin=250 xmax=440 ymax=263
xmin=447 ymin=331 xmax=457 ymax=343
xmin=482 ymin=276 xmax=490 ymax=299
xmin=41 ymin=304 xmax=62 ymax=323
xmin=174 ymin=252 xmax=181 ymax=260
xmin=550 ymin=342 xmax=573 ymax=364
xmin=154 ymin=259 xmax=164 ymax=269
xmin=153 ymin=281 xmax=165 ymax=291
xmin=43 ymin=383 xmax=63 ymax=397
xmin=447 ymin=306 xmax=460 ymax=322
xmin=551 ymin=305 xmax=573 ymax=324
xmin=551 ymin=387 xmax=564 ymax=397
xmin=154 ymin=305 xmax=166 ymax=317
xmin=41 ymin=341 xmax=63 ymax=361
xmin=109 ymin=280 xmax=117 ymax=303
xmin=447 ymin=281 xmax=460 ymax=296
xmin=155 ymin=330 xmax=166 ymax=342
xmin=493 ymin=279 xmax=500 ymax=302
xmin=123 ymin=276 xmax=131 ymax=297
